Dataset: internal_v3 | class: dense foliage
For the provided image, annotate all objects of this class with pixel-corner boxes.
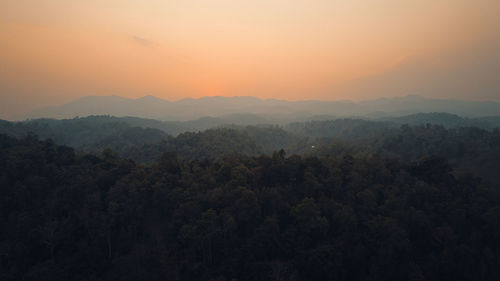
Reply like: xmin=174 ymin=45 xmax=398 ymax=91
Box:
xmin=1 ymin=133 xmax=500 ymax=281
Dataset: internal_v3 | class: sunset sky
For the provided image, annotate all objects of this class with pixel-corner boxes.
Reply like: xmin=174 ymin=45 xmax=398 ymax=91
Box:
xmin=1 ymin=0 xmax=500 ymax=118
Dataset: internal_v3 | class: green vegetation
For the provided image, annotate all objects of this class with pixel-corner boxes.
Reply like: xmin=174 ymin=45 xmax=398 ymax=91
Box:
xmin=1 ymin=133 xmax=500 ymax=280
xmin=1 ymin=114 xmax=500 ymax=280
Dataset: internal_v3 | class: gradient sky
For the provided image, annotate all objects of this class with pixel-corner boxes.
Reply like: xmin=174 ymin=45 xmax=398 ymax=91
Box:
xmin=1 ymin=0 xmax=500 ymax=118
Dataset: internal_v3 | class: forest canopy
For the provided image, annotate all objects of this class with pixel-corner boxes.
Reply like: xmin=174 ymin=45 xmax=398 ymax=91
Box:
xmin=1 ymin=115 xmax=500 ymax=281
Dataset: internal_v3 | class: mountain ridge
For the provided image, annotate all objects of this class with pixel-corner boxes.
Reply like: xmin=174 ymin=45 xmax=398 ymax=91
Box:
xmin=22 ymin=95 xmax=500 ymax=121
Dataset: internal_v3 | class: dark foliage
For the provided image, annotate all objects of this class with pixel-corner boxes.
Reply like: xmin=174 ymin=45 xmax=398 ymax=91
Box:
xmin=1 ymin=133 xmax=500 ymax=281
xmin=2 ymin=116 xmax=500 ymax=183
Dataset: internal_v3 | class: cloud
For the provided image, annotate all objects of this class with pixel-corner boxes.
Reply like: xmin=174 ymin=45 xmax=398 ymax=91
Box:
xmin=132 ymin=36 xmax=154 ymax=47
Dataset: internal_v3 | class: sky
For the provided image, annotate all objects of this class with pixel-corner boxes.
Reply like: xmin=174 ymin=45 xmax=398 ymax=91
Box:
xmin=1 ymin=0 xmax=500 ymax=118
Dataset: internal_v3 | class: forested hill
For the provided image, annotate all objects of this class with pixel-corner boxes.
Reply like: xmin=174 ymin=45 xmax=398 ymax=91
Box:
xmin=1 ymin=115 xmax=499 ymax=182
xmin=2 ymin=112 xmax=500 ymax=141
xmin=2 ymin=133 xmax=500 ymax=281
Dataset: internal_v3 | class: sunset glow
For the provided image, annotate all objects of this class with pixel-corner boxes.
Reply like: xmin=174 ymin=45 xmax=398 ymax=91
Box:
xmin=1 ymin=0 xmax=500 ymax=117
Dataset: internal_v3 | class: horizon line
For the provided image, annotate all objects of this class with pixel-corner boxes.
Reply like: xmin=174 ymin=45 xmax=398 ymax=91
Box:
xmin=65 ymin=93 xmax=499 ymax=104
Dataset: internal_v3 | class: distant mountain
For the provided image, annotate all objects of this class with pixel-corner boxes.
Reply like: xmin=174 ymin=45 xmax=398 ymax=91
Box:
xmin=24 ymin=95 xmax=500 ymax=121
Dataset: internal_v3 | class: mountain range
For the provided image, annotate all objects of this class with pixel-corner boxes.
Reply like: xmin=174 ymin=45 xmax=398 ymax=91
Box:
xmin=23 ymin=94 xmax=500 ymax=121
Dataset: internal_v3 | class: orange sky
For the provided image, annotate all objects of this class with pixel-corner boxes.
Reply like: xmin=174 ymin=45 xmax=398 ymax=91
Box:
xmin=1 ymin=0 xmax=500 ymax=118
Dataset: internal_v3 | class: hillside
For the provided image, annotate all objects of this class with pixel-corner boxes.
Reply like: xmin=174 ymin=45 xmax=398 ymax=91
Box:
xmin=2 ymin=133 xmax=500 ymax=281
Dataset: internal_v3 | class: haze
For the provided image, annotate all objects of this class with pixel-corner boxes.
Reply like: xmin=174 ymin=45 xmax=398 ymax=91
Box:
xmin=1 ymin=0 xmax=500 ymax=119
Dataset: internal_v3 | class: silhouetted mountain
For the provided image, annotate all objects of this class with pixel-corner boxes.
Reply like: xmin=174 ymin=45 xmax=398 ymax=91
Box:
xmin=23 ymin=95 xmax=500 ymax=121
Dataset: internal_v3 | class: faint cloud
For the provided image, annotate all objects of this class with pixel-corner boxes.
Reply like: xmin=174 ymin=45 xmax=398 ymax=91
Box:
xmin=132 ymin=35 xmax=155 ymax=47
